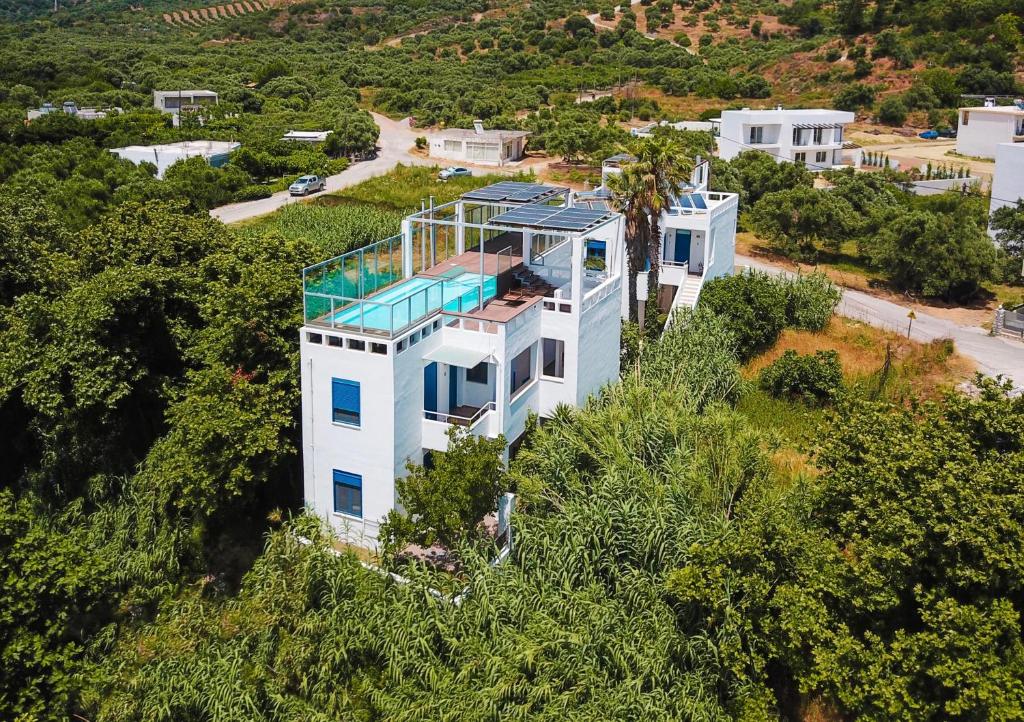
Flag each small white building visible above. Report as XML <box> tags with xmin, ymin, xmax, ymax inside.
<box><xmin>718</xmin><ymin>107</ymin><xmax>854</xmax><ymax>171</ymax></box>
<box><xmin>631</xmin><ymin>119</ymin><xmax>720</xmax><ymax>137</ymax></box>
<box><xmin>428</xmin><ymin>121</ymin><xmax>530</xmax><ymax>166</ymax></box>
<box><xmin>300</xmin><ymin>176</ymin><xmax>739</xmax><ymax>548</ymax></box>
<box><xmin>152</xmin><ymin>89</ymin><xmax>219</xmax><ymax>115</ymax></box>
<box><xmin>990</xmin><ymin>142</ymin><xmax>1024</xmax><ymax>230</ymax></box>
<box><xmin>110</xmin><ymin>140</ymin><xmax>240</xmax><ymax>179</ymax></box>
<box><xmin>27</xmin><ymin>101</ymin><xmax>113</xmax><ymax>121</ymax></box>
<box><xmin>282</xmin><ymin>130</ymin><xmax>332</xmax><ymax>143</ymax></box>
<box><xmin>956</xmin><ymin>103</ymin><xmax>1024</xmax><ymax>159</ymax></box>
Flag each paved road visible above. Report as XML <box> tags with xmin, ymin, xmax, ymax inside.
<box><xmin>738</xmin><ymin>254</ymin><xmax>1024</xmax><ymax>392</ymax></box>
<box><xmin>210</xmin><ymin>113</ymin><xmax>429</xmax><ymax>224</ymax></box>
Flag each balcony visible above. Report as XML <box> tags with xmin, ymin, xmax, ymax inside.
<box><xmin>422</xmin><ymin>402</ymin><xmax>496</xmax><ymax>450</ymax></box>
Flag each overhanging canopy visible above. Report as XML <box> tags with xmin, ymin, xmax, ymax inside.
<box><xmin>424</xmin><ymin>345</ymin><xmax>491</xmax><ymax>368</ymax></box>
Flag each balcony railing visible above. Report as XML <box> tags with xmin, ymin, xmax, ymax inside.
<box><xmin>424</xmin><ymin>401</ymin><xmax>495</xmax><ymax>428</ymax></box>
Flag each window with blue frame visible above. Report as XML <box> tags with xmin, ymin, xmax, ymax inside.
<box><xmin>333</xmin><ymin>470</ymin><xmax>362</xmax><ymax>517</ymax></box>
<box><xmin>332</xmin><ymin>378</ymin><xmax>360</xmax><ymax>426</ymax></box>
<box><xmin>584</xmin><ymin>239</ymin><xmax>606</xmax><ymax>271</ymax></box>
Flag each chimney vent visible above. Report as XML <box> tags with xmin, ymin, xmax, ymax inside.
<box><xmin>473</xmin><ymin>119</ymin><xmax>484</xmax><ymax>135</ymax></box>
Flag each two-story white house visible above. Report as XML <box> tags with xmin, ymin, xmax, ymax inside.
<box><xmin>957</xmin><ymin>103</ymin><xmax>1024</xmax><ymax>159</ymax></box>
<box><xmin>579</xmin><ymin>154</ymin><xmax>739</xmax><ymax>314</ymax></box>
<box><xmin>717</xmin><ymin>107</ymin><xmax>854</xmax><ymax>171</ymax></box>
<box><xmin>300</xmin><ymin>182</ymin><xmax>625</xmax><ymax>546</ymax></box>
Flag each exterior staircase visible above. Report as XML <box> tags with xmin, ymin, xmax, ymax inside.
<box><xmin>665</xmin><ymin>272</ymin><xmax>706</xmax><ymax>328</ymax></box>
<box><xmin>510</xmin><ymin>268</ymin><xmax>556</xmax><ymax>298</ymax></box>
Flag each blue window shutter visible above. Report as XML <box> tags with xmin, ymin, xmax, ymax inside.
<box><xmin>332</xmin><ymin>469</ymin><xmax>363</xmax><ymax>517</ymax></box>
<box><xmin>331</xmin><ymin>378</ymin><xmax>360</xmax><ymax>425</ymax></box>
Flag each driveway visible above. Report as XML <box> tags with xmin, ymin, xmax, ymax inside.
<box><xmin>738</xmin><ymin>254</ymin><xmax>1024</xmax><ymax>393</ymax></box>
<box><xmin>211</xmin><ymin>113</ymin><xmax>430</xmax><ymax>224</ymax></box>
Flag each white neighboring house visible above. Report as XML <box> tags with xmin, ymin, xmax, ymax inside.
<box><xmin>956</xmin><ymin>103</ymin><xmax>1024</xmax><ymax>159</ymax></box>
<box><xmin>110</xmin><ymin>140</ymin><xmax>240</xmax><ymax>179</ymax></box>
<box><xmin>27</xmin><ymin>101</ymin><xmax>114</xmax><ymax>121</ymax></box>
<box><xmin>989</xmin><ymin>142</ymin><xmax>1024</xmax><ymax>235</ymax></box>
<box><xmin>300</xmin><ymin>181</ymin><xmax>627</xmax><ymax>546</ymax></box>
<box><xmin>631</xmin><ymin>119</ymin><xmax>720</xmax><ymax>137</ymax></box>
<box><xmin>577</xmin><ymin>154</ymin><xmax>739</xmax><ymax>314</ymax></box>
<box><xmin>282</xmin><ymin>130</ymin><xmax>333</xmax><ymax>143</ymax></box>
<box><xmin>428</xmin><ymin>121</ymin><xmax>531</xmax><ymax>166</ymax></box>
<box><xmin>153</xmin><ymin>89</ymin><xmax>219</xmax><ymax>115</ymax></box>
<box><xmin>717</xmin><ymin>107</ymin><xmax>855</xmax><ymax>171</ymax></box>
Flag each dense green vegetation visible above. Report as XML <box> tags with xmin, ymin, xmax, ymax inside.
<box><xmin>2</xmin><ymin>0</ymin><xmax>1024</xmax><ymax>718</ymax></box>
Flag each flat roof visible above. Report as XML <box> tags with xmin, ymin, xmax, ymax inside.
<box><xmin>489</xmin><ymin>203</ymin><xmax>616</xmax><ymax>232</ymax></box>
<box><xmin>112</xmin><ymin>140</ymin><xmax>239</xmax><ymax>154</ymax></box>
<box><xmin>959</xmin><ymin>105</ymin><xmax>1024</xmax><ymax>114</ymax></box>
<box><xmin>153</xmin><ymin>89</ymin><xmax>218</xmax><ymax>97</ymax></box>
<box><xmin>461</xmin><ymin>181</ymin><xmax>565</xmax><ymax>204</ymax></box>
<box><xmin>432</xmin><ymin>127</ymin><xmax>531</xmax><ymax>140</ymax></box>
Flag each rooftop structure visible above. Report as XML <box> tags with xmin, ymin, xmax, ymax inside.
<box><xmin>956</xmin><ymin>103</ymin><xmax>1024</xmax><ymax>159</ymax></box>
<box><xmin>110</xmin><ymin>140</ymin><xmax>239</xmax><ymax>179</ymax></box>
<box><xmin>717</xmin><ymin>107</ymin><xmax>855</xmax><ymax>171</ymax></box>
<box><xmin>631</xmin><ymin>119</ymin><xmax>720</xmax><ymax>137</ymax></box>
<box><xmin>300</xmin><ymin>181</ymin><xmax>624</xmax><ymax>545</ymax></box>
<box><xmin>282</xmin><ymin>130</ymin><xmax>333</xmax><ymax>143</ymax></box>
<box><xmin>152</xmin><ymin>89</ymin><xmax>219</xmax><ymax>115</ymax></box>
<box><xmin>427</xmin><ymin>121</ymin><xmax>531</xmax><ymax>166</ymax></box>
<box><xmin>27</xmin><ymin>101</ymin><xmax>114</xmax><ymax>121</ymax></box>
<box><xmin>990</xmin><ymin>142</ymin><xmax>1024</xmax><ymax>237</ymax></box>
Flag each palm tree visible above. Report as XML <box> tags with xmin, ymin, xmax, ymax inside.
<box><xmin>608</xmin><ymin>136</ymin><xmax>694</xmax><ymax>325</ymax></box>
<box><xmin>607</xmin><ymin>164</ymin><xmax>651</xmax><ymax>323</ymax></box>
<box><xmin>629</xmin><ymin>136</ymin><xmax>694</xmax><ymax>299</ymax></box>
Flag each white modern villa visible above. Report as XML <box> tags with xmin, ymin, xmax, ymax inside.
<box><xmin>300</xmin><ymin>175</ymin><xmax>738</xmax><ymax>547</ymax></box>
<box><xmin>957</xmin><ymin>103</ymin><xmax>1024</xmax><ymax>159</ymax></box>
<box><xmin>152</xmin><ymin>89</ymin><xmax>219</xmax><ymax>115</ymax></box>
<box><xmin>717</xmin><ymin>107</ymin><xmax>855</xmax><ymax>170</ymax></box>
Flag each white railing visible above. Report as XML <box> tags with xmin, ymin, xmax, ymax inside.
<box><xmin>424</xmin><ymin>401</ymin><xmax>495</xmax><ymax>428</ymax></box>
<box><xmin>581</xmin><ymin>274</ymin><xmax>622</xmax><ymax>313</ymax></box>
<box><xmin>662</xmin><ymin>259</ymin><xmax>689</xmax><ymax>268</ymax></box>
<box><xmin>665</xmin><ymin>272</ymin><xmax>689</xmax><ymax>330</ymax></box>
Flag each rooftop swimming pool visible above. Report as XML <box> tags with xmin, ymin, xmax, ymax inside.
<box><xmin>326</xmin><ymin>272</ymin><xmax>498</xmax><ymax>334</ymax></box>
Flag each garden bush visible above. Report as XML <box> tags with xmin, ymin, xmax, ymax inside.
<box><xmin>698</xmin><ymin>271</ymin><xmax>789</xmax><ymax>360</ymax></box>
<box><xmin>759</xmin><ymin>349</ymin><xmax>843</xmax><ymax>404</ymax></box>
<box><xmin>782</xmin><ymin>272</ymin><xmax>841</xmax><ymax>331</ymax></box>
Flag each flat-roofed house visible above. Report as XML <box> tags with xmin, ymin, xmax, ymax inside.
<box><xmin>428</xmin><ymin>121</ymin><xmax>531</xmax><ymax>166</ymax></box>
<box><xmin>957</xmin><ymin>103</ymin><xmax>1024</xmax><ymax>159</ymax></box>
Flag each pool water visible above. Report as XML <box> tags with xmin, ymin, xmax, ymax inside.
<box><xmin>331</xmin><ymin>272</ymin><xmax>497</xmax><ymax>332</ymax></box>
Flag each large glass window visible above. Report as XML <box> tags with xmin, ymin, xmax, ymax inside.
<box><xmin>332</xmin><ymin>378</ymin><xmax>360</xmax><ymax>426</ymax></box>
<box><xmin>333</xmin><ymin>470</ymin><xmax>362</xmax><ymax>517</ymax></box>
<box><xmin>467</xmin><ymin>361</ymin><xmax>488</xmax><ymax>385</ymax></box>
<box><xmin>748</xmin><ymin>126</ymin><xmax>763</xmax><ymax>144</ymax></box>
<box><xmin>443</xmin><ymin>139</ymin><xmax>462</xmax><ymax>152</ymax></box>
<box><xmin>510</xmin><ymin>346</ymin><xmax>533</xmax><ymax>397</ymax></box>
<box><xmin>542</xmin><ymin>338</ymin><xmax>565</xmax><ymax>378</ymax></box>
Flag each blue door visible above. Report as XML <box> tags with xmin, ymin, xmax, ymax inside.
<box><xmin>449</xmin><ymin>368</ymin><xmax>458</xmax><ymax>410</ymax></box>
<box><xmin>674</xmin><ymin>230</ymin><xmax>691</xmax><ymax>264</ymax></box>
<box><xmin>424</xmin><ymin>362</ymin><xmax>437</xmax><ymax>416</ymax></box>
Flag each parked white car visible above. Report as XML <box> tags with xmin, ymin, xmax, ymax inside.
<box><xmin>289</xmin><ymin>175</ymin><xmax>326</xmax><ymax>196</ymax></box>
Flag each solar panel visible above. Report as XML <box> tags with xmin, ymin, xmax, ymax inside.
<box><xmin>462</xmin><ymin>181</ymin><xmax>565</xmax><ymax>203</ymax></box>
<box><xmin>489</xmin><ymin>204</ymin><xmax>614</xmax><ymax>231</ymax></box>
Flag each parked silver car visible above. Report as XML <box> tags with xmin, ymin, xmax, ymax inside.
<box><xmin>438</xmin><ymin>166</ymin><xmax>471</xmax><ymax>180</ymax></box>
<box><xmin>289</xmin><ymin>174</ymin><xmax>326</xmax><ymax>195</ymax></box>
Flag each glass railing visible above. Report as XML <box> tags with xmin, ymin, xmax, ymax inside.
<box><xmin>305</xmin><ymin>274</ymin><xmax>499</xmax><ymax>337</ymax></box>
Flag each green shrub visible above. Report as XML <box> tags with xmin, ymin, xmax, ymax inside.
<box><xmin>233</xmin><ymin>185</ymin><xmax>273</xmax><ymax>202</ymax></box>
<box><xmin>698</xmin><ymin>271</ymin><xmax>789</xmax><ymax>360</ymax></box>
<box><xmin>782</xmin><ymin>272</ymin><xmax>841</xmax><ymax>331</ymax></box>
<box><xmin>759</xmin><ymin>349</ymin><xmax>843</xmax><ymax>405</ymax></box>
<box><xmin>878</xmin><ymin>96</ymin><xmax>908</xmax><ymax>126</ymax></box>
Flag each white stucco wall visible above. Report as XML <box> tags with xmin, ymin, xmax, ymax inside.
<box><xmin>991</xmin><ymin>142</ymin><xmax>1024</xmax><ymax>218</ymax></box>
<box><xmin>957</xmin><ymin>110</ymin><xmax>1023</xmax><ymax>159</ymax></box>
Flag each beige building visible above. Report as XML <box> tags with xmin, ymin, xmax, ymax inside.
<box><xmin>428</xmin><ymin>121</ymin><xmax>530</xmax><ymax>166</ymax></box>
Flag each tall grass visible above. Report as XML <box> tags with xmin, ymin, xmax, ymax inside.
<box><xmin>326</xmin><ymin>164</ymin><xmax>536</xmax><ymax>213</ymax></box>
<box><xmin>264</xmin><ymin>202</ymin><xmax>404</xmax><ymax>258</ymax></box>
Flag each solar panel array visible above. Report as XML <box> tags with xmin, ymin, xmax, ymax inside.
<box><xmin>461</xmin><ymin>181</ymin><xmax>564</xmax><ymax>203</ymax></box>
<box><xmin>490</xmin><ymin>203</ymin><xmax>615</xmax><ymax>232</ymax></box>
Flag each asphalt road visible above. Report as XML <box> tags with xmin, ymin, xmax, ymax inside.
<box><xmin>738</xmin><ymin>254</ymin><xmax>1024</xmax><ymax>393</ymax></box>
<box><xmin>210</xmin><ymin>113</ymin><xmax>429</xmax><ymax>224</ymax></box>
